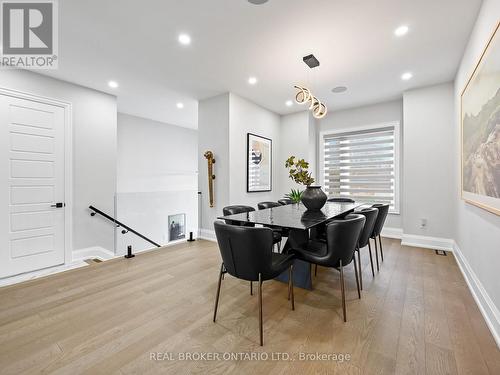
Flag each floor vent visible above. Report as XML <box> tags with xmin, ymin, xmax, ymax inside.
<box><xmin>435</xmin><ymin>250</ymin><xmax>447</xmax><ymax>256</ymax></box>
<box><xmin>84</xmin><ymin>258</ymin><xmax>103</xmax><ymax>265</ymax></box>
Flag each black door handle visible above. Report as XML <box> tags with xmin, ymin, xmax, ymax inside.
<box><xmin>51</xmin><ymin>202</ymin><xmax>65</xmax><ymax>208</ymax></box>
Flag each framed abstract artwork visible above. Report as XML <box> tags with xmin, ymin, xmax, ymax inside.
<box><xmin>247</xmin><ymin>133</ymin><xmax>272</xmax><ymax>192</ymax></box>
<box><xmin>461</xmin><ymin>22</ymin><xmax>500</xmax><ymax>215</ymax></box>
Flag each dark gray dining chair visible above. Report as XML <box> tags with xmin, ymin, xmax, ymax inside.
<box><xmin>223</xmin><ymin>205</ymin><xmax>282</xmax><ymax>247</ymax></box>
<box><xmin>222</xmin><ymin>204</ymin><xmax>282</xmax><ymax>293</ymax></box>
<box><xmin>257</xmin><ymin>202</ymin><xmax>286</xmax><ymax>249</ymax></box>
<box><xmin>291</xmin><ymin>214</ymin><xmax>365</xmax><ymax>322</ymax></box>
<box><xmin>354</xmin><ymin>207</ymin><xmax>378</xmax><ymax>289</ymax></box>
<box><xmin>371</xmin><ymin>203</ymin><xmax>389</xmax><ymax>271</ymax></box>
<box><xmin>213</xmin><ymin>221</ymin><xmax>295</xmax><ymax>346</ymax></box>
<box><xmin>257</xmin><ymin>201</ymin><xmax>281</xmax><ymax>210</ymax></box>
<box><xmin>327</xmin><ymin>197</ymin><xmax>355</xmax><ymax>203</ymax></box>
<box><xmin>222</xmin><ymin>205</ymin><xmax>255</xmax><ymax>226</ymax></box>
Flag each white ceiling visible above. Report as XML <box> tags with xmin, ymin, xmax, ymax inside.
<box><xmin>40</xmin><ymin>0</ymin><xmax>482</xmax><ymax>129</ymax></box>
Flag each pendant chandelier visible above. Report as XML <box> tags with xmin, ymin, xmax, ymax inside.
<box><xmin>294</xmin><ymin>85</ymin><xmax>327</xmax><ymax>119</ymax></box>
<box><xmin>294</xmin><ymin>54</ymin><xmax>328</xmax><ymax>119</ymax></box>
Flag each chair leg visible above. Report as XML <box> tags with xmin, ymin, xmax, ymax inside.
<box><xmin>258</xmin><ymin>273</ymin><xmax>263</xmax><ymax>346</ymax></box>
<box><xmin>213</xmin><ymin>263</ymin><xmax>224</xmax><ymax>323</ymax></box>
<box><xmin>373</xmin><ymin>238</ymin><xmax>380</xmax><ymax>272</ymax></box>
<box><xmin>368</xmin><ymin>241</ymin><xmax>375</xmax><ymax>277</ymax></box>
<box><xmin>288</xmin><ymin>265</ymin><xmax>295</xmax><ymax>311</ymax></box>
<box><xmin>379</xmin><ymin>235</ymin><xmax>384</xmax><ymax>262</ymax></box>
<box><xmin>309</xmin><ymin>263</ymin><xmax>313</xmax><ymax>289</ymax></box>
<box><xmin>250</xmin><ymin>281</ymin><xmax>253</xmax><ymax>296</ymax></box>
<box><xmin>353</xmin><ymin>255</ymin><xmax>361</xmax><ymax>299</ymax></box>
<box><xmin>357</xmin><ymin>247</ymin><xmax>363</xmax><ymax>290</ymax></box>
<box><xmin>315</xmin><ymin>264</ymin><xmax>318</xmax><ymax>277</ymax></box>
<box><xmin>339</xmin><ymin>260</ymin><xmax>346</xmax><ymax>322</ymax></box>
<box><xmin>278</xmin><ymin>241</ymin><xmax>281</xmax><ymax>253</ymax></box>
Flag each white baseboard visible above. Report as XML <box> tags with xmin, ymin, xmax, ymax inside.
<box><xmin>401</xmin><ymin>233</ymin><xmax>454</xmax><ymax>251</ymax></box>
<box><xmin>0</xmin><ymin>246</ymin><xmax>117</xmax><ymax>288</ymax></box>
<box><xmin>453</xmin><ymin>242</ymin><xmax>500</xmax><ymax>349</ymax></box>
<box><xmin>386</xmin><ymin>231</ymin><xmax>500</xmax><ymax>349</ymax></box>
<box><xmin>72</xmin><ymin>246</ymin><xmax>116</xmax><ymax>262</ymax></box>
<box><xmin>0</xmin><ymin>261</ymin><xmax>88</xmax><ymax>288</ymax></box>
<box><xmin>381</xmin><ymin>227</ymin><xmax>403</xmax><ymax>239</ymax></box>
<box><xmin>381</xmin><ymin>227</ymin><xmax>453</xmax><ymax>252</ymax></box>
<box><xmin>115</xmin><ymin>239</ymin><xmax>198</xmax><ymax>257</ymax></box>
<box><xmin>199</xmin><ymin>229</ymin><xmax>216</xmax><ymax>242</ymax></box>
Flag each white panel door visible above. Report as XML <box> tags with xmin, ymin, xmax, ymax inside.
<box><xmin>0</xmin><ymin>94</ymin><xmax>66</xmax><ymax>278</ymax></box>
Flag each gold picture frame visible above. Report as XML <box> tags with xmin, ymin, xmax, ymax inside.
<box><xmin>461</xmin><ymin>21</ymin><xmax>500</xmax><ymax>216</ymax></box>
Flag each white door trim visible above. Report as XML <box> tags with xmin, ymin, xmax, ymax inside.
<box><xmin>0</xmin><ymin>87</ymin><xmax>73</xmax><ymax>265</ymax></box>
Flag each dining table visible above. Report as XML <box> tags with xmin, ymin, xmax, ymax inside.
<box><xmin>217</xmin><ymin>201</ymin><xmax>367</xmax><ymax>289</ymax></box>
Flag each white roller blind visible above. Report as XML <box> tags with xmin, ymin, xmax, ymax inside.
<box><xmin>323</xmin><ymin>126</ymin><xmax>398</xmax><ymax>211</ymax></box>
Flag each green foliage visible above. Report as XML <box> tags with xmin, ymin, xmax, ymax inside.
<box><xmin>285</xmin><ymin>156</ymin><xmax>315</xmax><ymax>186</ymax></box>
<box><xmin>284</xmin><ymin>188</ymin><xmax>303</xmax><ymax>203</ymax></box>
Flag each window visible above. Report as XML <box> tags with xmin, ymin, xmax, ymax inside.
<box><xmin>321</xmin><ymin>123</ymin><xmax>400</xmax><ymax>213</ymax></box>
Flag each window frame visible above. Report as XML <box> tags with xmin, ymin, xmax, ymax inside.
<box><xmin>319</xmin><ymin>121</ymin><xmax>401</xmax><ymax>214</ymax></box>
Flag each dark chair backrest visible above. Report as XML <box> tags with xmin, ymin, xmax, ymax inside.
<box><xmin>222</xmin><ymin>205</ymin><xmax>255</xmax><ymax>227</ymax></box>
<box><xmin>278</xmin><ymin>198</ymin><xmax>293</xmax><ymax>205</ymax></box>
<box><xmin>355</xmin><ymin>207</ymin><xmax>378</xmax><ymax>248</ymax></box>
<box><xmin>323</xmin><ymin>214</ymin><xmax>365</xmax><ymax>267</ymax></box>
<box><xmin>257</xmin><ymin>201</ymin><xmax>281</xmax><ymax>210</ymax></box>
<box><xmin>327</xmin><ymin>197</ymin><xmax>355</xmax><ymax>203</ymax></box>
<box><xmin>214</xmin><ymin>221</ymin><xmax>274</xmax><ymax>281</ymax></box>
<box><xmin>371</xmin><ymin>204</ymin><xmax>389</xmax><ymax>237</ymax></box>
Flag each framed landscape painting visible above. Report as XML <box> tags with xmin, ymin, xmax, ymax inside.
<box><xmin>247</xmin><ymin>133</ymin><xmax>272</xmax><ymax>192</ymax></box>
<box><xmin>461</xmin><ymin>22</ymin><xmax>500</xmax><ymax>215</ymax></box>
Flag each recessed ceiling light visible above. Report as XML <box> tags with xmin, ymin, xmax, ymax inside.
<box><xmin>394</xmin><ymin>25</ymin><xmax>409</xmax><ymax>37</ymax></box>
<box><xmin>108</xmin><ymin>80</ymin><xmax>119</xmax><ymax>88</ymax></box>
<box><xmin>331</xmin><ymin>86</ymin><xmax>347</xmax><ymax>93</ymax></box>
<box><xmin>401</xmin><ymin>72</ymin><xmax>413</xmax><ymax>81</ymax></box>
<box><xmin>248</xmin><ymin>0</ymin><xmax>269</xmax><ymax>4</ymax></box>
<box><xmin>285</xmin><ymin>100</ymin><xmax>293</xmax><ymax>107</ymax></box>
<box><xmin>178</xmin><ymin>34</ymin><xmax>191</xmax><ymax>45</ymax></box>
<box><xmin>176</xmin><ymin>102</ymin><xmax>184</xmax><ymax>109</ymax></box>
<box><xmin>248</xmin><ymin>76</ymin><xmax>258</xmax><ymax>85</ymax></box>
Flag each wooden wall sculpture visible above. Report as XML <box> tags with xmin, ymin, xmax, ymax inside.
<box><xmin>204</xmin><ymin>151</ymin><xmax>216</xmax><ymax>207</ymax></box>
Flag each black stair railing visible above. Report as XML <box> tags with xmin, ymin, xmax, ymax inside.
<box><xmin>89</xmin><ymin>205</ymin><xmax>161</xmax><ymax>248</ymax></box>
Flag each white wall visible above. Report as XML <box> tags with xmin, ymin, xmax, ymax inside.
<box><xmin>198</xmin><ymin>94</ymin><xmax>230</xmax><ymax>234</ymax></box>
<box><xmin>117</xmin><ymin>113</ymin><xmax>197</xmax><ymax>193</ymax></box>
<box><xmin>308</xmin><ymin>115</ymin><xmax>319</xmax><ymax>181</ymax></box>
<box><xmin>317</xmin><ymin>99</ymin><xmax>404</xmax><ymax>229</ymax></box>
<box><xmin>318</xmin><ymin>99</ymin><xmax>403</xmax><ymax>132</ymax></box>
<box><xmin>198</xmin><ymin>93</ymin><xmax>283</xmax><ymax>234</ymax></box>
<box><xmin>279</xmin><ymin>111</ymin><xmax>319</xmax><ymax>195</ymax></box>
<box><xmin>279</xmin><ymin>111</ymin><xmax>310</xmax><ymax>193</ymax></box>
<box><xmin>229</xmin><ymin>93</ymin><xmax>281</xmax><ymax>206</ymax></box>
<box><xmin>453</xmin><ymin>0</ymin><xmax>500</xmax><ymax>340</ymax></box>
<box><xmin>116</xmin><ymin>113</ymin><xmax>198</xmax><ymax>253</ymax></box>
<box><xmin>403</xmin><ymin>83</ymin><xmax>455</xmax><ymax>238</ymax></box>
<box><xmin>0</xmin><ymin>70</ymin><xmax>117</xmax><ymax>255</ymax></box>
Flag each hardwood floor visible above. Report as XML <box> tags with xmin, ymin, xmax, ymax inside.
<box><xmin>1</xmin><ymin>238</ymin><xmax>499</xmax><ymax>374</ymax></box>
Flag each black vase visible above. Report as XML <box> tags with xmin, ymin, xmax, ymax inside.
<box><xmin>301</xmin><ymin>186</ymin><xmax>327</xmax><ymax>210</ymax></box>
